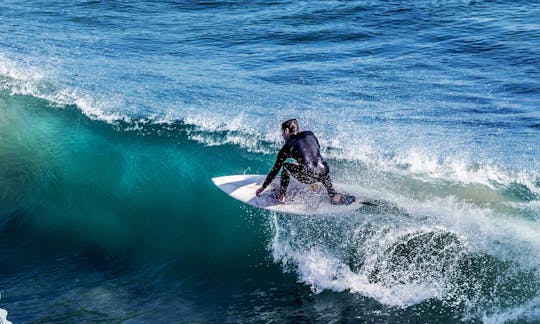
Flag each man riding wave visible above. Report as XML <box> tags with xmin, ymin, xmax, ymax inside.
<box><xmin>255</xmin><ymin>119</ymin><xmax>353</xmax><ymax>205</ymax></box>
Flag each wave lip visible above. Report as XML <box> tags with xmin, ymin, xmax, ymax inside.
<box><xmin>2</xmin><ymin>53</ymin><xmax>539</xmax><ymax>200</ymax></box>
<box><xmin>0</xmin><ymin>53</ymin><xmax>126</xmax><ymax>123</ymax></box>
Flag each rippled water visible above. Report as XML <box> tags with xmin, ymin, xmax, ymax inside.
<box><xmin>1</xmin><ymin>0</ymin><xmax>539</xmax><ymax>322</ymax></box>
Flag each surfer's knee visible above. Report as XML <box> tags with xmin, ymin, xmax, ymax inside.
<box><xmin>283</xmin><ymin>162</ymin><xmax>294</xmax><ymax>173</ymax></box>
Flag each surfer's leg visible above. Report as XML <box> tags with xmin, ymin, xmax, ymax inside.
<box><xmin>321</xmin><ymin>174</ymin><xmax>338</xmax><ymax>198</ymax></box>
<box><xmin>281</xmin><ymin>163</ymin><xmax>313</xmax><ymax>197</ymax></box>
<box><xmin>321</xmin><ymin>174</ymin><xmax>349</xmax><ymax>204</ymax></box>
<box><xmin>279</xmin><ymin>172</ymin><xmax>289</xmax><ymax>197</ymax></box>
<box><xmin>280</xmin><ymin>163</ymin><xmax>295</xmax><ymax>197</ymax></box>
<box><xmin>283</xmin><ymin>163</ymin><xmax>315</xmax><ymax>183</ymax></box>
<box><xmin>321</xmin><ymin>175</ymin><xmax>355</xmax><ymax>205</ymax></box>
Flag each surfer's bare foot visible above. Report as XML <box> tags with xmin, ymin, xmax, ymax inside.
<box><xmin>331</xmin><ymin>193</ymin><xmax>343</xmax><ymax>205</ymax></box>
<box><xmin>278</xmin><ymin>195</ymin><xmax>286</xmax><ymax>204</ymax></box>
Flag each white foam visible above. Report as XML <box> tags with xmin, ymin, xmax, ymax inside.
<box><xmin>269</xmin><ymin>185</ymin><xmax>540</xmax><ymax>318</ymax></box>
<box><xmin>184</xmin><ymin>113</ymin><xmax>539</xmax><ymax>199</ymax></box>
<box><xmin>482</xmin><ymin>296</ymin><xmax>540</xmax><ymax>324</ymax></box>
<box><xmin>351</xmin><ymin>147</ymin><xmax>538</xmax><ymax>201</ymax></box>
<box><xmin>0</xmin><ymin>53</ymin><xmax>127</xmax><ymax>123</ymax></box>
<box><xmin>180</xmin><ymin>110</ymin><xmax>287</xmax><ymax>154</ymax></box>
<box><xmin>0</xmin><ymin>307</ymin><xmax>12</xmax><ymax>324</ymax></box>
<box><xmin>183</xmin><ymin>113</ymin><xmax>248</xmax><ymax>133</ymax></box>
<box><xmin>287</xmin><ymin>247</ymin><xmax>441</xmax><ymax>306</ymax></box>
<box><xmin>270</xmin><ymin>215</ymin><xmax>463</xmax><ymax>307</ymax></box>
<box><xmin>350</xmin><ymin>146</ymin><xmax>536</xmax><ymax>193</ymax></box>
<box><xmin>397</xmin><ymin>195</ymin><xmax>540</xmax><ymax>268</ymax></box>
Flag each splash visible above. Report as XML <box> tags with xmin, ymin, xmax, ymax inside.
<box><xmin>0</xmin><ymin>307</ymin><xmax>12</xmax><ymax>324</ymax></box>
<box><xmin>268</xmin><ymin>186</ymin><xmax>540</xmax><ymax>320</ymax></box>
<box><xmin>0</xmin><ymin>53</ymin><xmax>126</xmax><ymax>123</ymax></box>
<box><xmin>270</xmin><ymin>213</ymin><xmax>467</xmax><ymax>307</ymax></box>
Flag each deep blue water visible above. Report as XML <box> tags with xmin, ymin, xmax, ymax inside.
<box><xmin>1</xmin><ymin>0</ymin><xmax>539</xmax><ymax>322</ymax></box>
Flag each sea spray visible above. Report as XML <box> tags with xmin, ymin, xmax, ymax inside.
<box><xmin>1</xmin><ymin>0</ymin><xmax>539</xmax><ymax>321</ymax></box>
<box><xmin>0</xmin><ymin>308</ymin><xmax>13</xmax><ymax>324</ymax></box>
<box><xmin>269</xmin><ymin>192</ymin><xmax>540</xmax><ymax>319</ymax></box>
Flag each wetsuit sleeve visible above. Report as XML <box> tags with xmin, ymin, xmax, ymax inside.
<box><xmin>261</xmin><ymin>146</ymin><xmax>288</xmax><ymax>189</ymax></box>
<box><xmin>314</xmin><ymin>134</ymin><xmax>321</xmax><ymax>149</ymax></box>
<box><xmin>306</xmin><ymin>131</ymin><xmax>321</xmax><ymax>149</ymax></box>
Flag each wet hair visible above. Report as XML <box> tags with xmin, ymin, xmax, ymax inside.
<box><xmin>281</xmin><ymin>119</ymin><xmax>299</xmax><ymax>134</ymax></box>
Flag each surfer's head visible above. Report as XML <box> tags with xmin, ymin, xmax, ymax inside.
<box><xmin>281</xmin><ymin>119</ymin><xmax>299</xmax><ymax>140</ymax></box>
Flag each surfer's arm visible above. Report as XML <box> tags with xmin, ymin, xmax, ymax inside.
<box><xmin>259</xmin><ymin>146</ymin><xmax>288</xmax><ymax>192</ymax></box>
<box><xmin>310</xmin><ymin>131</ymin><xmax>321</xmax><ymax>149</ymax></box>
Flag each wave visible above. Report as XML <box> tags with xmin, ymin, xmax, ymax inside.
<box><xmin>2</xmin><ymin>54</ymin><xmax>540</xmax><ymax>321</ymax></box>
<box><xmin>2</xmin><ymin>54</ymin><xmax>538</xmax><ymax>202</ymax></box>
<box><xmin>482</xmin><ymin>296</ymin><xmax>540</xmax><ymax>324</ymax></box>
<box><xmin>0</xmin><ymin>92</ymin><xmax>265</xmax><ymax>268</ymax></box>
<box><xmin>0</xmin><ymin>53</ymin><xmax>126</xmax><ymax>123</ymax></box>
<box><xmin>2</xmin><ymin>58</ymin><xmax>538</xmax><ymax>214</ymax></box>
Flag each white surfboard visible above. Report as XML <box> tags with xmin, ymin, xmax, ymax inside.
<box><xmin>212</xmin><ymin>174</ymin><xmax>363</xmax><ymax>215</ymax></box>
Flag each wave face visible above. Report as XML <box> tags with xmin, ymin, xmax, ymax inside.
<box><xmin>1</xmin><ymin>0</ymin><xmax>540</xmax><ymax>322</ymax></box>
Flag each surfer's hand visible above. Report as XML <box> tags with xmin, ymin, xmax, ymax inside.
<box><xmin>255</xmin><ymin>187</ymin><xmax>265</xmax><ymax>197</ymax></box>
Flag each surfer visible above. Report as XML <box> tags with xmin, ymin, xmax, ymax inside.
<box><xmin>255</xmin><ymin>119</ymin><xmax>351</xmax><ymax>205</ymax></box>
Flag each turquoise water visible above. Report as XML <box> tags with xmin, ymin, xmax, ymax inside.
<box><xmin>1</xmin><ymin>1</ymin><xmax>539</xmax><ymax>322</ymax></box>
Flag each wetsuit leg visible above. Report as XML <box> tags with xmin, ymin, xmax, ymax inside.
<box><xmin>279</xmin><ymin>163</ymin><xmax>292</xmax><ymax>197</ymax></box>
<box><xmin>281</xmin><ymin>163</ymin><xmax>316</xmax><ymax>196</ymax></box>
<box><xmin>320</xmin><ymin>174</ymin><xmax>338</xmax><ymax>198</ymax></box>
<box><xmin>281</xmin><ymin>163</ymin><xmax>338</xmax><ymax>199</ymax></box>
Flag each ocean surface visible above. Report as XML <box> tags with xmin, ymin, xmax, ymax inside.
<box><xmin>1</xmin><ymin>0</ymin><xmax>539</xmax><ymax>322</ymax></box>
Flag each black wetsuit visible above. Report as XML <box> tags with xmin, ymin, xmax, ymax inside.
<box><xmin>262</xmin><ymin>131</ymin><xmax>337</xmax><ymax>198</ymax></box>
